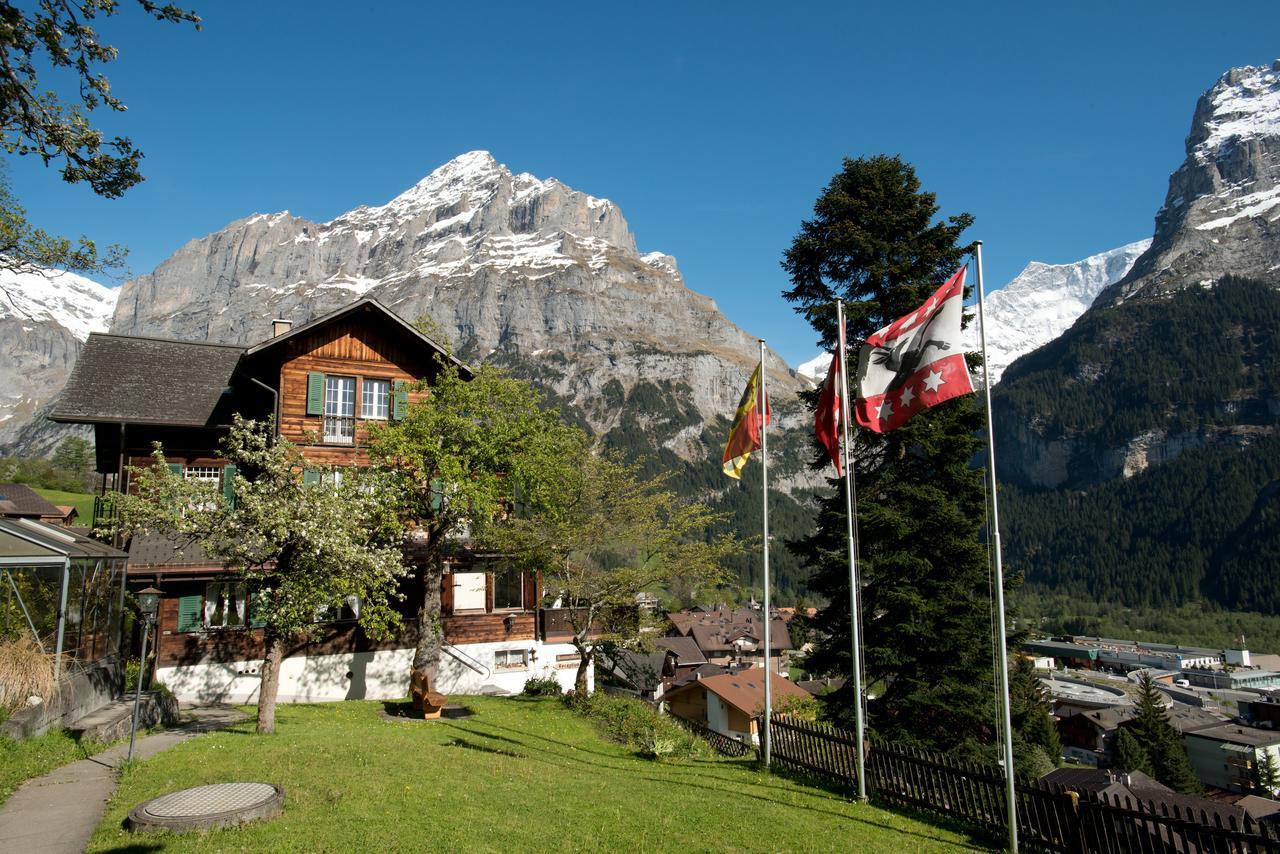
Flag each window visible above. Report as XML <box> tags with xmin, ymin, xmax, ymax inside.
<box><xmin>183</xmin><ymin>466</ymin><xmax>222</xmax><ymax>484</ymax></box>
<box><xmin>324</xmin><ymin>375</ymin><xmax>356</xmax><ymax>444</ymax></box>
<box><xmin>493</xmin><ymin>569</ymin><xmax>524</xmax><ymax>610</ymax></box>
<box><xmin>313</xmin><ymin>595</ymin><xmax>361</xmax><ymax>623</ymax></box>
<box><xmin>452</xmin><ymin>572</ymin><xmax>486</xmax><ymax>611</ymax></box>
<box><xmin>204</xmin><ymin>582</ymin><xmax>248</xmax><ymax>629</ymax></box>
<box><xmin>361</xmin><ymin>378</ymin><xmax>390</xmax><ymax>420</ymax></box>
<box><xmin>494</xmin><ymin>649</ymin><xmax>529</xmax><ymax>670</ymax></box>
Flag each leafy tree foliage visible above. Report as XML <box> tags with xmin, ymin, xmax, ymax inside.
<box><xmin>366</xmin><ymin>362</ymin><xmax>585</xmax><ymax>683</ymax></box>
<box><xmin>0</xmin><ymin>1</ymin><xmax>199</xmax><ymax>272</ymax></box>
<box><xmin>114</xmin><ymin>417</ymin><xmax>406</xmax><ymax>734</ymax></box>
<box><xmin>495</xmin><ymin>454</ymin><xmax>738</xmax><ymax>693</ymax></box>
<box><xmin>781</xmin><ymin>155</ymin><xmax>1000</xmax><ymax>753</ymax></box>
<box><xmin>1128</xmin><ymin>672</ymin><xmax>1201</xmax><ymax>794</ymax></box>
<box><xmin>0</xmin><ymin>451</ymin><xmax>90</xmax><ymax>492</ymax></box>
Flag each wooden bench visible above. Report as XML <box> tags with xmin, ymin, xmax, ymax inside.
<box><xmin>410</xmin><ymin>670</ymin><xmax>448</xmax><ymax>720</ymax></box>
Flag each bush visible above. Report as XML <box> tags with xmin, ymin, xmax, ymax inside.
<box><xmin>522</xmin><ymin>674</ymin><xmax>563</xmax><ymax>697</ymax></box>
<box><xmin>569</xmin><ymin>691</ymin><xmax>710</xmax><ymax>761</ymax></box>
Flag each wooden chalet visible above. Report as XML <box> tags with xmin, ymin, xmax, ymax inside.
<box><xmin>50</xmin><ymin>299</ymin><xmax>588</xmax><ymax>703</ymax></box>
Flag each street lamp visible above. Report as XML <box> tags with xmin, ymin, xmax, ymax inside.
<box><xmin>128</xmin><ymin>587</ymin><xmax>162</xmax><ymax>762</ymax></box>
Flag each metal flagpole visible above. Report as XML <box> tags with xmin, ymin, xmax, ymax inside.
<box><xmin>759</xmin><ymin>339</ymin><xmax>773</xmax><ymax>768</ymax></box>
<box><xmin>975</xmin><ymin>241</ymin><xmax>1019</xmax><ymax>853</ymax></box>
<box><xmin>835</xmin><ymin>300</ymin><xmax>869</xmax><ymax>802</ymax></box>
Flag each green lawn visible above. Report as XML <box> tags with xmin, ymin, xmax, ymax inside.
<box><xmin>1</xmin><ymin>728</ymin><xmax>105</xmax><ymax>805</ymax></box>
<box><xmin>29</xmin><ymin>487</ymin><xmax>95</xmax><ymax>522</ymax></box>
<box><xmin>89</xmin><ymin>697</ymin><xmax>989</xmax><ymax>853</ymax></box>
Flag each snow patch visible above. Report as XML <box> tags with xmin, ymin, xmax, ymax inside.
<box><xmin>0</xmin><ymin>265</ymin><xmax>118</xmax><ymax>340</ymax></box>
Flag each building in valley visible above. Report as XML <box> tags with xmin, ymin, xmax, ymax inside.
<box><xmin>50</xmin><ymin>299</ymin><xmax>588</xmax><ymax>703</ymax></box>
<box><xmin>663</xmin><ymin>667</ymin><xmax>810</xmax><ymax>745</ymax></box>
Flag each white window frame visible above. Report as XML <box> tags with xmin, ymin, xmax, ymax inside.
<box><xmin>324</xmin><ymin>375</ymin><xmax>356</xmax><ymax>444</ymax></box>
<box><xmin>361</xmin><ymin>377</ymin><xmax>390</xmax><ymax>420</ymax></box>
<box><xmin>494</xmin><ymin>649</ymin><xmax>529</xmax><ymax>670</ymax></box>
<box><xmin>183</xmin><ymin>466</ymin><xmax>222</xmax><ymax>484</ymax></box>
<box><xmin>204</xmin><ymin>582</ymin><xmax>248</xmax><ymax>630</ymax></box>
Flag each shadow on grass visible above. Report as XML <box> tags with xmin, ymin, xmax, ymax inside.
<box><xmin>443</xmin><ymin>716</ymin><xmax>990</xmax><ymax>850</ymax></box>
<box><xmin>94</xmin><ymin>845</ymin><xmax>164</xmax><ymax>853</ymax></box>
<box><xmin>444</xmin><ymin>737</ymin><xmax>527</xmax><ymax>759</ymax></box>
<box><xmin>380</xmin><ymin>701</ymin><xmax>475</xmax><ymax>721</ymax></box>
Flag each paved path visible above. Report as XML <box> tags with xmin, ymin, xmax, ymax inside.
<box><xmin>0</xmin><ymin>705</ymin><xmax>248</xmax><ymax>854</ymax></box>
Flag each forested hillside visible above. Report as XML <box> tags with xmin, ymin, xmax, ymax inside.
<box><xmin>998</xmin><ymin>277</ymin><xmax>1280</xmax><ymax>614</ymax></box>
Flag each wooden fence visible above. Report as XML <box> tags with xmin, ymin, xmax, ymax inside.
<box><xmin>672</xmin><ymin>715</ymin><xmax>755</xmax><ymax>757</ymax></box>
<box><xmin>751</xmin><ymin>714</ymin><xmax>1280</xmax><ymax>853</ymax></box>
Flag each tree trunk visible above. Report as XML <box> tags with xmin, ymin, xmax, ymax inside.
<box><xmin>257</xmin><ymin>628</ymin><xmax>285</xmax><ymax>735</ymax></box>
<box><xmin>412</xmin><ymin>559</ymin><xmax>444</xmax><ymax>680</ymax></box>
<box><xmin>573</xmin><ymin>635</ymin><xmax>591</xmax><ymax>696</ymax></box>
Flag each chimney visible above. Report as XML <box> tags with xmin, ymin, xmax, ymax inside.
<box><xmin>272</xmin><ymin>319</ymin><xmax>293</xmax><ymax>337</ymax></box>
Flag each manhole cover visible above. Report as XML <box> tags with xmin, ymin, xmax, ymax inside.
<box><xmin>128</xmin><ymin>782</ymin><xmax>284</xmax><ymax>833</ymax></box>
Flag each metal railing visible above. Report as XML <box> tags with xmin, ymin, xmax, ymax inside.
<box><xmin>322</xmin><ymin>415</ymin><xmax>355</xmax><ymax>445</ymax></box>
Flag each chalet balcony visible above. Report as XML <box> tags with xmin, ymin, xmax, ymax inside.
<box><xmin>323</xmin><ymin>415</ymin><xmax>355</xmax><ymax>445</ymax></box>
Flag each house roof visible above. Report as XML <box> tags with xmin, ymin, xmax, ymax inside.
<box><xmin>669</xmin><ymin>607</ymin><xmax>794</xmax><ymax>655</ymax></box>
<box><xmin>126</xmin><ymin>532</ymin><xmax>219</xmax><ymax>569</ymax></box>
<box><xmin>1067</xmin><ymin>704</ymin><xmax>1226</xmax><ymax>735</ymax></box>
<box><xmin>0</xmin><ymin>484</ymin><xmax>63</xmax><ymax>518</ymax></box>
<box><xmin>1041</xmin><ymin>767</ymin><xmax>1172</xmax><ymax>794</ymax></box>
<box><xmin>1186</xmin><ymin>722</ymin><xmax>1280</xmax><ymax>748</ymax></box>
<box><xmin>49</xmin><ymin>334</ymin><xmax>247</xmax><ymax>427</ymax></box>
<box><xmin>0</xmin><ymin>518</ymin><xmax>127</xmax><ymax>563</ymax></box>
<box><xmin>653</xmin><ymin>636</ymin><xmax>707</xmax><ymax>666</ymax></box>
<box><xmin>666</xmin><ymin>668</ymin><xmax>810</xmax><ymax>717</ymax></box>
<box><xmin>244</xmin><ymin>298</ymin><xmax>473</xmax><ymax>378</ymax></box>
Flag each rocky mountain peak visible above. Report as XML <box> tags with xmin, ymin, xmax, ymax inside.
<box><xmin>1098</xmin><ymin>62</ymin><xmax>1280</xmax><ymax>305</ymax></box>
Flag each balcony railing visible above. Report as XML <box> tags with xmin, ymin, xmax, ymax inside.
<box><xmin>323</xmin><ymin>415</ymin><xmax>355</xmax><ymax>445</ymax></box>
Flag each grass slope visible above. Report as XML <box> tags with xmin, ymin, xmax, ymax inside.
<box><xmin>89</xmin><ymin>697</ymin><xmax>985</xmax><ymax>853</ymax></box>
<box><xmin>28</xmin><ymin>487</ymin><xmax>94</xmax><ymax>521</ymax></box>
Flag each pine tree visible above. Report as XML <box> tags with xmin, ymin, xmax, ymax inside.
<box><xmin>1252</xmin><ymin>751</ymin><xmax>1280</xmax><ymax>796</ymax></box>
<box><xmin>1114</xmin><ymin>727</ymin><xmax>1154</xmax><ymax>776</ymax></box>
<box><xmin>1009</xmin><ymin>657</ymin><xmax>1062</xmax><ymax>771</ymax></box>
<box><xmin>782</xmin><ymin>155</ymin><xmax>995</xmax><ymax>752</ymax></box>
<box><xmin>1130</xmin><ymin>672</ymin><xmax>1202</xmax><ymax>794</ymax></box>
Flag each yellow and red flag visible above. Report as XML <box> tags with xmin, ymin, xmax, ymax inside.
<box><xmin>722</xmin><ymin>364</ymin><xmax>771</xmax><ymax>479</ymax></box>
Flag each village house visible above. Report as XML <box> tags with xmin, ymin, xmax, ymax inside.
<box><xmin>0</xmin><ymin>484</ymin><xmax>74</xmax><ymax>526</ymax></box>
<box><xmin>667</xmin><ymin>606</ymin><xmax>793</xmax><ymax>673</ymax></box>
<box><xmin>663</xmin><ymin>667</ymin><xmax>809</xmax><ymax>744</ymax></box>
<box><xmin>49</xmin><ymin>298</ymin><xmax>588</xmax><ymax>703</ymax></box>
<box><xmin>1183</xmin><ymin>723</ymin><xmax>1280</xmax><ymax>795</ymax></box>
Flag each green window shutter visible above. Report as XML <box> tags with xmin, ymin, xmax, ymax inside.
<box><xmin>176</xmin><ymin>594</ymin><xmax>203</xmax><ymax>633</ymax></box>
<box><xmin>222</xmin><ymin>464</ymin><xmax>237</xmax><ymax>507</ymax></box>
<box><xmin>430</xmin><ymin>476</ymin><xmax>445</xmax><ymax>512</ymax></box>
<box><xmin>306</xmin><ymin>372</ymin><xmax>326</xmax><ymax>416</ymax></box>
<box><xmin>392</xmin><ymin>380</ymin><xmax>408</xmax><ymax>420</ymax></box>
<box><xmin>249</xmin><ymin>589</ymin><xmax>268</xmax><ymax>628</ymax></box>
<box><xmin>303</xmin><ymin>467</ymin><xmax>322</xmax><ymax>486</ymax></box>
<box><xmin>167</xmin><ymin>463</ymin><xmax>183</xmax><ymax>476</ymax></box>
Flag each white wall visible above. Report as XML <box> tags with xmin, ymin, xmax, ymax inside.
<box><xmin>156</xmin><ymin>640</ymin><xmax>590</xmax><ymax>704</ymax></box>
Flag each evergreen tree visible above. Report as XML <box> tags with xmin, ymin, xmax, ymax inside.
<box><xmin>782</xmin><ymin>154</ymin><xmax>996</xmax><ymax>752</ymax></box>
<box><xmin>1252</xmin><ymin>751</ymin><xmax>1280</xmax><ymax>797</ymax></box>
<box><xmin>1113</xmin><ymin>727</ymin><xmax>1154</xmax><ymax>776</ymax></box>
<box><xmin>1009</xmin><ymin>657</ymin><xmax>1062</xmax><ymax>772</ymax></box>
<box><xmin>1130</xmin><ymin>672</ymin><xmax>1202</xmax><ymax>794</ymax></box>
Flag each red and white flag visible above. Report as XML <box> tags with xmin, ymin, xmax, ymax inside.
<box><xmin>854</xmin><ymin>267</ymin><xmax>974</xmax><ymax>433</ymax></box>
<box><xmin>814</xmin><ymin>351</ymin><xmax>844</xmax><ymax>475</ymax></box>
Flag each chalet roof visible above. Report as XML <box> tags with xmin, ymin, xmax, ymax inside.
<box><xmin>244</xmin><ymin>298</ymin><xmax>473</xmax><ymax>378</ymax></box>
<box><xmin>127</xmin><ymin>532</ymin><xmax>218</xmax><ymax>569</ymax></box>
<box><xmin>1041</xmin><ymin>768</ymin><xmax>1172</xmax><ymax>794</ymax></box>
<box><xmin>49</xmin><ymin>334</ymin><xmax>246</xmax><ymax>427</ymax></box>
<box><xmin>0</xmin><ymin>484</ymin><xmax>61</xmax><ymax>518</ymax></box>
<box><xmin>653</xmin><ymin>636</ymin><xmax>707</xmax><ymax>666</ymax></box>
<box><xmin>665</xmin><ymin>667</ymin><xmax>810</xmax><ymax>717</ymax></box>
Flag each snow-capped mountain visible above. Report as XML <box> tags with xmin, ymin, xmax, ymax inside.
<box><xmin>1098</xmin><ymin>61</ymin><xmax>1280</xmax><ymax>305</ymax></box>
<box><xmin>794</xmin><ymin>240</ymin><xmax>1149</xmax><ymax>388</ymax></box>
<box><xmin>0</xmin><ymin>266</ymin><xmax>117</xmax><ymax>450</ymax></box>
<box><xmin>962</xmin><ymin>240</ymin><xmax>1150</xmax><ymax>384</ymax></box>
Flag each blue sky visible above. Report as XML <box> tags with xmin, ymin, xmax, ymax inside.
<box><xmin>12</xmin><ymin>1</ymin><xmax>1280</xmax><ymax>365</ymax></box>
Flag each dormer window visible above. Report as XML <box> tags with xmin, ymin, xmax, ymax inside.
<box><xmin>361</xmin><ymin>378</ymin><xmax>390</xmax><ymax>420</ymax></box>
